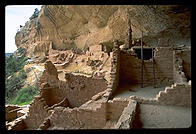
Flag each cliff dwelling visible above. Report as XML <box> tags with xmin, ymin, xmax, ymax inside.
<box><xmin>5</xmin><ymin>5</ymin><xmax>191</xmax><ymax>130</ymax></box>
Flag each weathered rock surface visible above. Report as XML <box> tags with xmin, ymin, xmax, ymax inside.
<box><xmin>15</xmin><ymin>5</ymin><xmax>191</xmax><ymax>57</ymax></box>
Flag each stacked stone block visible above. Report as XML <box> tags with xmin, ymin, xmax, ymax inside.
<box><xmin>22</xmin><ymin>96</ymin><xmax>51</xmax><ymax>130</ymax></box>
<box><xmin>47</xmin><ymin>98</ymin><xmax>130</xmax><ymax>129</ymax></box>
<box><xmin>130</xmin><ymin>82</ymin><xmax>191</xmax><ymax>107</ymax></box>
<box><xmin>129</xmin><ymin>96</ymin><xmax>158</xmax><ymax>105</ymax></box>
<box><xmin>105</xmin><ymin>98</ymin><xmax>129</xmax><ymax>122</ymax></box>
<box><xmin>119</xmin><ymin>47</ymin><xmax>174</xmax><ymax>87</ymax></box>
<box><xmin>103</xmin><ymin>40</ymin><xmax>120</xmax><ymax>100</ymax></box>
<box><xmin>5</xmin><ymin>105</ymin><xmax>22</xmax><ymax>122</ymax></box>
<box><xmin>156</xmin><ymin>82</ymin><xmax>191</xmax><ymax>107</ymax></box>
<box><xmin>114</xmin><ymin>100</ymin><xmax>137</xmax><ymax>129</ymax></box>
<box><xmin>173</xmin><ymin>50</ymin><xmax>189</xmax><ymax>84</ymax></box>
<box><xmin>48</xmin><ymin>101</ymin><xmax>106</xmax><ymax>129</ymax></box>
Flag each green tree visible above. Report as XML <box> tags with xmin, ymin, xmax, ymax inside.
<box><xmin>5</xmin><ymin>47</ymin><xmax>40</xmax><ymax>105</ymax></box>
<box><xmin>29</xmin><ymin>8</ymin><xmax>40</xmax><ymax>20</ymax></box>
<box><xmin>11</xmin><ymin>85</ymin><xmax>39</xmax><ymax>105</ymax></box>
<box><xmin>5</xmin><ymin>48</ymin><xmax>28</xmax><ymax>104</ymax></box>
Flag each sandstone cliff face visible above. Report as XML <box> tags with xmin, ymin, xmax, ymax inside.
<box><xmin>15</xmin><ymin>5</ymin><xmax>191</xmax><ymax>57</ymax></box>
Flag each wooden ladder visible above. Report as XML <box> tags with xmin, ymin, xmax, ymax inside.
<box><xmin>140</xmin><ymin>31</ymin><xmax>156</xmax><ymax>88</ymax></box>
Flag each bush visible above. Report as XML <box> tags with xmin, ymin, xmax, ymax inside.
<box><xmin>11</xmin><ymin>86</ymin><xmax>39</xmax><ymax>105</ymax></box>
<box><xmin>29</xmin><ymin>8</ymin><xmax>39</xmax><ymax>20</ymax></box>
<box><xmin>5</xmin><ymin>47</ymin><xmax>28</xmax><ymax>78</ymax></box>
<box><xmin>5</xmin><ymin>70</ymin><xmax>27</xmax><ymax>102</ymax></box>
<box><xmin>6</xmin><ymin>47</ymin><xmax>40</xmax><ymax>105</ymax></box>
<box><xmin>5</xmin><ymin>47</ymin><xmax>28</xmax><ymax>104</ymax></box>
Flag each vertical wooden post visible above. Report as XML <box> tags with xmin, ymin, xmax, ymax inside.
<box><xmin>141</xmin><ymin>31</ymin><xmax>143</xmax><ymax>88</ymax></box>
<box><xmin>152</xmin><ymin>48</ymin><xmax>155</xmax><ymax>88</ymax></box>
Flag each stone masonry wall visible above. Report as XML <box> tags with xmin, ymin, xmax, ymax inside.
<box><xmin>23</xmin><ymin>96</ymin><xmax>50</xmax><ymax>129</ymax></box>
<box><xmin>181</xmin><ymin>50</ymin><xmax>191</xmax><ymax>80</ymax></box>
<box><xmin>130</xmin><ymin>82</ymin><xmax>191</xmax><ymax>107</ymax></box>
<box><xmin>5</xmin><ymin>105</ymin><xmax>21</xmax><ymax>122</ymax></box>
<box><xmin>114</xmin><ymin>100</ymin><xmax>137</xmax><ymax>129</ymax></box>
<box><xmin>39</xmin><ymin>60</ymin><xmax>107</xmax><ymax>108</ymax></box>
<box><xmin>173</xmin><ymin>48</ymin><xmax>191</xmax><ymax>84</ymax></box>
<box><xmin>48</xmin><ymin>101</ymin><xmax>106</xmax><ymax>129</ymax></box>
<box><xmin>156</xmin><ymin>82</ymin><xmax>191</xmax><ymax>107</ymax></box>
<box><xmin>174</xmin><ymin>49</ymin><xmax>191</xmax><ymax>82</ymax></box>
<box><xmin>55</xmin><ymin>73</ymin><xmax>108</xmax><ymax>107</ymax></box>
<box><xmin>154</xmin><ymin>47</ymin><xmax>174</xmax><ymax>86</ymax></box>
<box><xmin>106</xmin><ymin>98</ymin><xmax>129</xmax><ymax>121</ymax></box>
<box><xmin>48</xmin><ymin>98</ymin><xmax>129</xmax><ymax>129</ymax></box>
<box><xmin>155</xmin><ymin>49</ymin><xmax>191</xmax><ymax>107</ymax></box>
<box><xmin>103</xmin><ymin>40</ymin><xmax>120</xmax><ymax>100</ymax></box>
<box><xmin>119</xmin><ymin>47</ymin><xmax>174</xmax><ymax>87</ymax></box>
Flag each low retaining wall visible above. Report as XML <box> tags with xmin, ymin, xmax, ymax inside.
<box><xmin>156</xmin><ymin>82</ymin><xmax>191</xmax><ymax>107</ymax></box>
<box><xmin>47</xmin><ymin>98</ymin><xmax>130</xmax><ymax>129</ymax></box>
<box><xmin>6</xmin><ymin>105</ymin><xmax>22</xmax><ymax>122</ymax></box>
<box><xmin>130</xmin><ymin>82</ymin><xmax>191</xmax><ymax>107</ymax></box>
<box><xmin>23</xmin><ymin>96</ymin><xmax>50</xmax><ymax>129</ymax></box>
<box><xmin>114</xmin><ymin>100</ymin><xmax>137</xmax><ymax>129</ymax></box>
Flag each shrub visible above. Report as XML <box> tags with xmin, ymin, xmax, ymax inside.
<box><xmin>11</xmin><ymin>86</ymin><xmax>39</xmax><ymax>105</ymax></box>
<box><xmin>5</xmin><ymin>70</ymin><xmax>27</xmax><ymax>102</ymax></box>
<box><xmin>29</xmin><ymin>8</ymin><xmax>39</xmax><ymax>20</ymax></box>
<box><xmin>5</xmin><ymin>47</ymin><xmax>27</xmax><ymax>78</ymax></box>
<box><xmin>5</xmin><ymin>48</ymin><xmax>28</xmax><ymax>104</ymax></box>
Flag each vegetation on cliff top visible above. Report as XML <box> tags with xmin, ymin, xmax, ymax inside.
<box><xmin>29</xmin><ymin>8</ymin><xmax>39</xmax><ymax>20</ymax></box>
<box><xmin>5</xmin><ymin>47</ymin><xmax>39</xmax><ymax>105</ymax></box>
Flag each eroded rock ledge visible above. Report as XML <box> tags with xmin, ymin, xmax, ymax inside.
<box><xmin>15</xmin><ymin>5</ymin><xmax>191</xmax><ymax>58</ymax></box>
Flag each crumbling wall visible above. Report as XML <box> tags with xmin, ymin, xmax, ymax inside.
<box><xmin>181</xmin><ymin>50</ymin><xmax>191</xmax><ymax>80</ymax></box>
<box><xmin>86</xmin><ymin>44</ymin><xmax>109</xmax><ymax>61</ymax></box>
<box><xmin>115</xmin><ymin>100</ymin><xmax>137</xmax><ymax>129</ymax></box>
<box><xmin>5</xmin><ymin>105</ymin><xmax>22</xmax><ymax>122</ymax></box>
<box><xmin>106</xmin><ymin>98</ymin><xmax>129</xmax><ymax>121</ymax></box>
<box><xmin>48</xmin><ymin>49</ymin><xmax>76</xmax><ymax>64</ymax></box>
<box><xmin>23</xmin><ymin>96</ymin><xmax>50</xmax><ymax>129</ymax></box>
<box><xmin>154</xmin><ymin>47</ymin><xmax>174</xmax><ymax>86</ymax></box>
<box><xmin>119</xmin><ymin>51</ymin><xmax>140</xmax><ymax>84</ymax></box>
<box><xmin>48</xmin><ymin>101</ymin><xmax>106</xmax><ymax>129</ymax></box>
<box><xmin>38</xmin><ymin>60</ymin><xmax>60</xmax><ymax>106</ymax></box>
<box><xmin>173</xmin><ymin>48</ymin><xmax>190</xmax><ymax>84</ymax></box>
<box><xmin>55</xmin><ymin>73</ymin><xmax>108</xmax><ymax>107</ymax></box>
<box><xmin>119</xmin><ymin>47</ymin><xmax>174</xmax><ymax>87</ymax></box>
<box><xmin>48</xmin><ymin>97</ymin><xmax>130</xmax><ymax>129</ymax></box>
<box><xmin>104</xmin><ymin>41</ymin><xmax>120</xmax><ymax>99</ymax></box>
<box><xmin>130</xmin><ymin>81</ymin><xmax>191</xmax><ymax>107</ymax></box>
<box><xmin>38</xmin><ymin>60</ymin><xmax>59</xmax><ymax>88</ymax></box>
<box><xmin>156</xmin><ymin>83</ymin><xmax>191</xmax><ymax>107</ymax></box>
<box><xmin>39</xmin><ymin>60</ymin><xmax>107</xmax><ymax>107</ymax></box>
<box><xmin>152</xmin><ymin>48</ymin><xmax>191</xmax><ymax>107</ymax></box>
<box><xmin>174</xmin><ymin>49</ymin><xmax>191</xmax><ymax>82</ymax></box>
<box><xmin>39</xmin><ymin>83</ymin><xmax>59</xmax><ymax>106</ymax></box>
<box><xmin>6</xmin><ymin>116</ymin><xmax>27</xmax><ymax>130</ymax></box>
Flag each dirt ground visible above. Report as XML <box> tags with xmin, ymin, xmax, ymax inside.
<box><xmin>114</xmin><ymin>84</ymin><xmax>165</xmax><ymax>99</ymax></box>
<box><xmin>113</xmin><ymin>84</ymin><xmax>191</xmax><ymax>128</ymax></box>
<box><xmin>139</xmin><ymin>104</ymin><xmax>192</xmax><ymax>128</ymax></box>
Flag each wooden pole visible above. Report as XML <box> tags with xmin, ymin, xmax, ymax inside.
<box><xmin>141</xmin><ymin>31</ymin><xmax>143</xmax><ymax>88</ymax></box>
<box><xmin>152</xmin><ymin>48</ymin><xmax>155</xmax><ymax>88</ymax></box>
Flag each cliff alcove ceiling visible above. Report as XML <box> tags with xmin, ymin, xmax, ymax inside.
<box><xmin>15</xmin><ymin>5</ymin><xmax>191</xmax><ymax>58</ymax></box>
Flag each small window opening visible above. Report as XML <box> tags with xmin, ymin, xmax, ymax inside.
<box><xmin>133</xmin><ymin>48</ymin><xmax>153</xmax><ymax>60</ymax></box>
